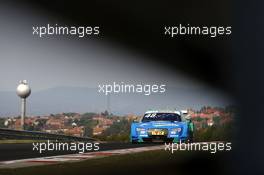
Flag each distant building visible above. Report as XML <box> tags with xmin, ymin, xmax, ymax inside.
<box><xmin>64</xmin><ymin>126</ymin><xmax>84</xmax><ymax>137</ymax></box>
<box><xmin>207</xmin><ymin>118</ymin><xmax>214</xmax><ymax>126</ymax></box>
<box><xmin>93</xmin><ymin>127</ymin><xmax>104</xmax><ymax>135</ymax></box>
<box><xmin>46</xmin><ymin>118</ymin><xmax>65</xmax><ymax>130</ymax></box>
<box><xmin>13</xmin><ymin>118</ymin><xmax>35</xmax><ymax>130</ymax></box>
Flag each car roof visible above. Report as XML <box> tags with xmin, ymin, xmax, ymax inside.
<box><xmin>145</xmin><ymin>110</ymin><xmax>181</xmax><ymax>115</ymax></box>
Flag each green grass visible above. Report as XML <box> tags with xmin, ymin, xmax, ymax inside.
<box><xmin>0</xmin><ymin>140</ymin><xmax>46</xmax><ymax>144</ymax></box>
<box><xmin>0</xmin><ymin>149</ymin><xmax>231</xmax><ymax>175</ymax></box>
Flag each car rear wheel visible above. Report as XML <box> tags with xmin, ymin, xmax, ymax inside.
<box><xmin>131</xmin><ymin>140</ymin><xmax>138</xmax><ymax>144</ymax></box>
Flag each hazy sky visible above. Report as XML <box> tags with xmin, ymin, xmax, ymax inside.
<box><xmin>0</xmin><ymin>3</ymin><xmax>232</xmax><ymax>115</ymax></box>
<box><xmin>0</xmin><ymin>3</ymin><xmax>203</xmax><ymax>92</ymax></box>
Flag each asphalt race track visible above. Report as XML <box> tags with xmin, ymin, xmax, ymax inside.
<box><xmin>0</xmin><ymin>142</ymin><xmax>158</xmax><ymax>161</ymax></box>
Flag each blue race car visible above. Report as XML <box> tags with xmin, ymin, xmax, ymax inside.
<box><xmin>130</xmin><ymin>110</ymin><xmax>193</xmax><ymax>143</ymax></box>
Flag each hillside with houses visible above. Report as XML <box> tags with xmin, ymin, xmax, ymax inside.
<box><xmin>0</xmin><ymin>106</ymin><xmax>236</xmax><ymax>141</ymax></box>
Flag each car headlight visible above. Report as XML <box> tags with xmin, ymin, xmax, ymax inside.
<box><xmin>171</xmin><ymin>128</ymin><xmax>181</xmax><ymax>134</ymax></box>
<box><xmin>136</xmin><ymin>128</ymin><xmax>146</xmax><ymax>132</ymax></box>
<box><xmin>136</xmin><ymin>128</ymin><xmax>146</xmax><ymax>135</ymax></box>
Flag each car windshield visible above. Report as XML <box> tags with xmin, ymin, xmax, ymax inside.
<box><xmin>142</xmin><ymin>113</ymin><xmax>181</xmax><ymax>122</ymax></box>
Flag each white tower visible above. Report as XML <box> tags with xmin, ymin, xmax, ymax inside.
<box><xmin>16</xmin><ymin>80</ymin><xmax>31</xmax><ymax>130</ymax></box>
